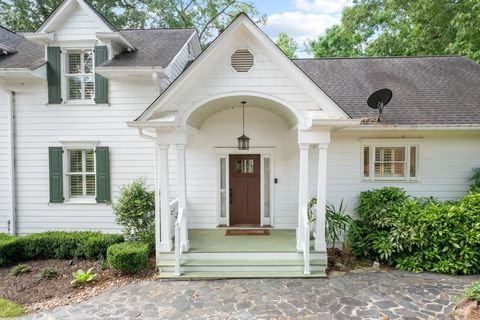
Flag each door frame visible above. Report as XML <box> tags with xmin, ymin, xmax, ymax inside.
<box><xmin>215</xmin><ymin>147</ymin><xmax>274</xmax><ymax>227</ymax></box>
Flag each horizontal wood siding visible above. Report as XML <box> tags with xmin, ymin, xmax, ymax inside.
<box><xmin>0</xmin><ymin>91</ymin><xmax>10</xmax><ymax>232</ymax></box>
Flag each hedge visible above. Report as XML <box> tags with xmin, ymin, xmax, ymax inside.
<box><xmin>0</xmin><ymin>232</ymin><xmax>124</xmax><ymax>267</ymax></box>
<box><xmin>107</xmin><ymin>242</ymin><xmax>149</xmax><ymax>274</ymax></box>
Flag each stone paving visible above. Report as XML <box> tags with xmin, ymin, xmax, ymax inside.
<box><xmin>24</xmin><ymin>270</ymin><xmax>479</xmax><ymax>320</ymax></box>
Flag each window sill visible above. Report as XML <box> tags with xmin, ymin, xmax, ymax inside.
<box><xmin>63</xmin><ymin>198</ymin><xmax>98</xmax><ymax>205</ymax></box>
<box><xmin>361</xmin><ymin>178</ymin><xmax>420</xmax><ymax>183</ymax></box>
<box><xmin>45</xmin><ymin>103</ymin><xmax>110</xmax><ymax>108</ymax></box>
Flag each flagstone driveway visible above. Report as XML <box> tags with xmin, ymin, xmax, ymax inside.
<box><xmin>24</xmin><ymin>270</ymin><xmax>479</xmax><ymax>319</ymax></box>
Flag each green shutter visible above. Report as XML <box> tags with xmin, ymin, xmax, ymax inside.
<box><xmin>94</xmin><ymin>46</ymin><xmax>109</xmax><ymax>104</ymax></box>
<box><xmin>49</xmin><ymin>147</ymin><xmax>64</xmax><ymax>203</ymax></box>
<box><xmin>47</xmin><ymin>47</ymin><xmax>62</xmax><ymax>104</ymax></box>
<box><xmin>95</xmin><ymin>146</ymin><xmax>110</xmax><ymax>203</ymax></box>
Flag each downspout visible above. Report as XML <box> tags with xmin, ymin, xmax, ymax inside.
<box><xmin>1</xmin><ymin>85</ymin><xmax>16</xmax><ymax>235</ymax></box>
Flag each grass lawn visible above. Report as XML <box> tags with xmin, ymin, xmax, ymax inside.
<box><xmin>0</xmin><ymin>298</ymin><xmax>24</xmax><ymax>318</ymax></box>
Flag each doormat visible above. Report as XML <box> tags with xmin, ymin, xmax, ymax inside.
<box><xmin>225</xmin><ymin>229</ymin><xmax>270</xmax><ymax>236</ymax></box>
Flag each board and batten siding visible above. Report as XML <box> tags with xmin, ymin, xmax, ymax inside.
<box><xmin>10</xmin><ymin>79</ymin><xmax>159</xmax><ymax>234</ymax></box>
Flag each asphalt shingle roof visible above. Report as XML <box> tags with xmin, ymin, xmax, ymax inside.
<box><xmin>100</xmin><ymin>29</ymin><xmax>195</xmax><ymax>68</ymax></box>
<box><xmin>0</xmin><ymin>26</ymin><xmax>45</xmax><ymax>70</ymax></box>
<box><xmin>294</xmin><ymin>56</ymin><xmax>480</xmax><ymax>125</ymax></box>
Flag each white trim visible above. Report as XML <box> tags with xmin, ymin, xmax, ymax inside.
<box><xmin>343</xmin><ymin>124</ymin><xmax>480</xmax><ymax>131</ymax></box>
<box><xmin>228</xmin><ymin>46</ymin><xmax>256</xmax><ymax>74</ymax></box>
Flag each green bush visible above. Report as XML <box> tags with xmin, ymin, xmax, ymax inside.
<box><xmin>349</xmin><ymin>188</ymin><xmax>480</xmax><ymax>275</ymax></box>
<box><xmin>0</xmin><ymin>232</ymin><xmax>123</xmax><ymax>267</ymax></box>
<box><xmin>112</xmin><ymin>178</ymin><xmax>155</xmax><ymax>250</ymax></box>
<box><xmin>470</xmin><ymin>168</ymin><xmax>480</xmax><ymax>192</ymax></box>
<box><xmin>464</xmin><ymin>281</ymin><xmax>480</xmax><ymax>302</ymax></box>
<box><xmin>107</xmin><ymin>242</ymin><xmax>149</xmax><ymax>274</ymax></box>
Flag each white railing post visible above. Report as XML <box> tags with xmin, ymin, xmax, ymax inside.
<box><xmin>174</xmin><ymin>207</ymin><xmax>185</xmax><ymax>276</ymax></box>
<box><xmin>302</xmin><ymin>206</ymin><xmax>311</xmax><ymax>275</ymax></box>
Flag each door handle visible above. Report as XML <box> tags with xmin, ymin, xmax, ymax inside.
<box><xmin>229</xmin><ymin>188</ymin><xmax>233</xmax><ymax>204</ymax></box>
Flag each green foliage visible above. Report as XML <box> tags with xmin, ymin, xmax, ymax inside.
<box><xmin>326</xmin><ymin>200</ymin><xmax>353</xmax><ymax>248</ymax></box>
<box><xmin>10</xmin><ymin>263</ymin><xmax>30</xmax><ymax>276</ymax></box>
<box><xmin>0</xmin><ymin>0</ymin><xmax>265</xmax><ymax>45</ymax></box>
<box><xmin>71</xmin><ymin>267</ymin><xmax>96</xmax><ymax>287</ymax></box>
<box><xmin>0</xmin><ymin>232</ymin><xmax>123</xmax><ymax>267</ymax></box>
<box><xmin>0</xmin><ymin>298</ymin><xmax>24</xmax><ymax>318</ymax></box>
<box><xmin>107</xmin><ymin>242</ymin><xmax>149</xmax><ymax>274</ymax></box>
<box><xmin>349</xmin><ymin>187</ymin><xmax>480</xmax><ymax>274</ymax></box>
<box><xmin>469</xmin><ymin>168</ymin><xmax>480</xmax><ymax>192</ymax></box>
<box><xmin>307</xmin><ymin>0</ymin><xmax>480</xmax><ymax>63</ymax></box>
<box><xmin>464</xmin><ymin>281</ymin><xmax>480</xmax><ymax>302</ymax></box>
<box><xmin>113</xmin><ymin>178</ymin><xmax>155</xmax><ymax>250</ymax></box>
<box><xmin>276</xmin><ymin>32</ymin><xmax>297</xmax><ymax>58</ymax></box>
<box><xmin>38</xmin><ymin>267</ymin><xmax>58</xmax><ymax>279</ymax></box>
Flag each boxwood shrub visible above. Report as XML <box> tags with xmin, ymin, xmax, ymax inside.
<box><xmin>349</xmin><ymin>187</ymin><xmax>480</xmax><ymax>275</ymax></box>
<box><xmin>107</xmin><ymin>242</ymin><xmax>149</xmax><ymax>274</ymax></box>
<box><xmin>0</xmin><ymin>232</ymin><xmax>123</xmax><ymax>267</ymax></box>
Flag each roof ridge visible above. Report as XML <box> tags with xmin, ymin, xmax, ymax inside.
<box><xmin>120</xmin><ymin>28</ymin><xmax>196</xmax><ymax>31</ymax></box>
<box><xmin>293</xmin><ymin>55</ymin><xmax>465</xmax><ymax>61</ymax></box>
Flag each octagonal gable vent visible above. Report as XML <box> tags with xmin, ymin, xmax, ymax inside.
<box><xmin>231</xmin><ymin>49</ymin><xmax>254</xmax><ymax>72</ymax></box>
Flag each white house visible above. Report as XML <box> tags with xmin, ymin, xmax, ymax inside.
<box><xmin>1</xmin><ymin>0</ymin><xmax>480</xmax><ymax>278</ymax></box>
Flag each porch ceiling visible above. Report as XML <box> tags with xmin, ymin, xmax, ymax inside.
<box><xmin>186</xmin><ymin>95</ymin><xmax>301</xmax><ymax>129</ymax></box>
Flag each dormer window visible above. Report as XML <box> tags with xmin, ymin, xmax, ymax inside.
<box><xmin>65</xmin><ymin>49</ymin><xmax>95</xmax><ymax>101</ymax></box>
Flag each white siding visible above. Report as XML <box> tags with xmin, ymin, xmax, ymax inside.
<box><xmin>0</xmin><ymin>90</ymin><xmax>10</xmax><ymax>232</ymax></box>
<box><xmin>12</xmin><ymin>79</ymin><xmax>158</xmax><ymax>234</ymax></box>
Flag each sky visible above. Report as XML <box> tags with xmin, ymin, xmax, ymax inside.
<box><xmin>256</xmin><ymin>0</ymin><xmax>352</xmax><ymax>57</ymax></box>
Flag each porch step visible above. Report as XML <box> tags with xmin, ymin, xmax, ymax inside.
<box><xmin>157</xmin><ymin>251</ymin><xmax>326</xmax><ymax>260</ymax></box>
<box><xmin>159</xmin><ymin>271</ymin><xmax>327</xmax><ymax>280</ymax></box>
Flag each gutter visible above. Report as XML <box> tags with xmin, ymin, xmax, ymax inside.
<box><xmin>340</xmin><ymin>123</ymin><xmax>480</xmax><ymax>131</ymax></box>
<box><xmin>0</xmin><ymin>85</ymin><xmax>16</xmax><ymax>235</ymax></box>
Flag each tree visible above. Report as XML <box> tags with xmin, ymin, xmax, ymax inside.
<box><xmin>0</xmin><ymin>0</ymin><xmax>266</xmax><ymax>45</ymax></box>
<box><xmin>275</xmin><ymin>32</ymin><xmax>297</xmax><ymax>58</ymax></box>
<box><xmin>306</xmin><ymin>0</ymin><xmax>480</xmax><ymax>63</ymax></box>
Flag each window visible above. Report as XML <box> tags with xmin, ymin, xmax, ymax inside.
<box><xmin>363</xmin><ymin>143</ymin><xmax>418</xmax><ymax>181</ymax></box>
<box><xmin>235</xmin><ymin>159</ymin><xmax>254</xmax><ymax>173</ymax></box>
<box><xmin>66</xmin><ymin>149</ymin><xmax>95</xmax><ymax>197</ymax></box>
<box><xmin>65</xmin><ymin>49</ymin><xmax>94</xmax><ymax>101</ymax></box>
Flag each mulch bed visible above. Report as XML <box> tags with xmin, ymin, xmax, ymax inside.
<box><xmin>0</xmin><ymin>257</ymin><xmax>158</xmax><ymax>314</ymax></box>
<box><xmin>326</xmin><ymin>247</ymin><xmax>388</xmax><ymax>273</ymax></box>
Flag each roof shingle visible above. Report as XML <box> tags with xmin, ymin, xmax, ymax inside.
<box><xmin>0</xmin><ymin>26</ymin><xmax>45</xmax><ymax>70</ymax></box>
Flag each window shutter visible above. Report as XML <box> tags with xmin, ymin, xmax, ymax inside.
<box><xmin>47</xmin><ymin>47</ymin><xmax>62</xmax><ymax>104</ymax></box>
<box><xmin>49</xmin><ymin>147</ymin><xmax>64</xmax><ymax>203</ymax></box>
<box><xmin>94</xmin><ymin>46</ymin><xmax>109</xmax><ymax>104</ymax></box>
<box><xmin>95</xmin><ymin>146</ymin><xmax>110</xmax><ymax>203</ymax></box>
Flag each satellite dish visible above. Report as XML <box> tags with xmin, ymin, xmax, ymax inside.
<box><xmin>367</xmin><ymin>88</ymin><xmax>392</xmax><ymax>122</ymax></box>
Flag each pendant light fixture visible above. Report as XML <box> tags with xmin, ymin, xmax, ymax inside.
<box><xmin>237</xmin><ymin>101</ymin><xmax>250</xmax><ymax>150</ymax></box>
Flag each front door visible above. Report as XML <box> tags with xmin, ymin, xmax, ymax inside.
<box><xmin>229</xmin><ymin>154</ymin><xmax>261</xmax><ymax>225</ymax></box>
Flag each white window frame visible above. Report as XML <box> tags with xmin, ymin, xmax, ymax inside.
<box><xmin>60</xmin><ymin>141</ymin><xmax>98</xmax><ymax>204</ymax></box>
<box><xmin>61</xmin><ymin>47</ymin><xmax>95</xmax><ymax>104</ymax></box>
<box><xmin>361</xmin><ymin>139</ymin><xmax>420</xmax><ymax>182</ymax></box>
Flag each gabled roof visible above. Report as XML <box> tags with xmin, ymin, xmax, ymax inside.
<box><xmin>0</xmin><ymin>26</ymin><xmax>45</xmax><ymax>70</ymax></box>
<box><xmin>100</xmin><ymin>29</ymin><xmax>196</xmax><ymax>68</ymax></box>
<box><xmin>294</xmin><ymin>56</ymin><xmax>480</xmax><ymax>125</ymax></box>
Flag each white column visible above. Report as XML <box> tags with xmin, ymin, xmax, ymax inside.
<box><xmin>156</xmin><ymin>143</ymin><xmax>172</xmax><ymax>252</ymax></box>
<box><xmin>315</xmin><ymin>144</ymin><xmax>328</xmax><ymax>252</ymax></box>
<box><xmin>297</xmin><ymin>143</ymin><xmax>310</xmax><ymax>251</ymax></box>
<box><xmin>176</xmin><ymin>144</ymin><xmax>189</xmax><ymax>251</ymax></box>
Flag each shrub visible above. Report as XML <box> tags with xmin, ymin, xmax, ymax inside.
<box><xmin>0</xmin><ymin>232</ymin><xmax>123</xmax><ymax>267</ymax></box>
<box><xmin>71</xmin><ymin>267</ymin><xmax>96</xmax><ymax>287</ymax></box>
<box><xmin>470</xmin><ymin>168</ymin><xmax>480</xmax><ymax>192</ymax></box>
<box><xmin>326</xmin><ymin>199</ymin><xmax>353</xmax><ymax>248</ymax></box>
<box><xmin>0</xmin><ymin>298</ymin><xmax>24</xmax><ymax>318</ymax></box>
<box><xmin>464</xmin><ymin>281</ymin><xmax>480</xmax><ymax>302</ymax></box>
<box><xmin>112</xmin><ymin>178</ymin><xmax>155</xmax><ymax>250</ymax></box>
<box><xmin>10</xmin><ymin>264</ymin><xmax>31</xmax><ymax>276</ymax></box>
<box><xmin>107</xmin><ymin>242</ymin><xmax>149</xmax><ymax>274</ymax></box>
<box><xmin>349</xmin><ymin>187</ymin><xmax>480</xmax><ymax>274</ymax></box>
<box><xmin>38</xmin><ymin>267</ymin><xmax>59</xmax><ymax>279</ymax></box>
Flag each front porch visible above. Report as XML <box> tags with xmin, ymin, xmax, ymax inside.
<box><xmin>157</xmin><ymin>229</ymin><xmax>327</xmax><ymax>279</ymax></box>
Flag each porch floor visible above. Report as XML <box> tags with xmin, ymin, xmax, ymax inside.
<box><xmin>187</xmin><ymin>229</ymin><xmax>299</xmax><ymax>252</ymax></box>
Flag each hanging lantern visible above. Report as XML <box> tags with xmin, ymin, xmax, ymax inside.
<box><xmin>237</xmin><ymin>101</ymin><xmax>250</xmax><ymax>150</ymax></box>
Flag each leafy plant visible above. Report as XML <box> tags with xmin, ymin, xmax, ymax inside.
<box><xmin>113</xmin><ymin>178</ymin><xmax>155</xmax><ymax>250</ymax></box>
<box><xmin>107</xmin><ymin>242</ymin><xmax>149</xmax><ymax>274</ymax></box>
<box><xmin>99</xmin><ymin>258</ymin><xmax>109</xmax><ymax>270</ymax></box>
<box><xmin>10</xmin><ymin>264</ymin><xmax>30</xmax><ymax>276</ymax></box>
<box><xmin>464</xmin><ymin>281</ymin><xmax>480</xmax><ymax>302</ymax></box>
<box><xmin>470</xmin><ymin>168</ymin><xmax>480</xmax><ymax>192</ymax></box>
<box><xmin>38</xmin><ymin>267</ymin><xmax>58</xmax><ymax>279</ymax></box>
<box><xmin>0</xmin><ymin>298</ymin><xmax>24</xmax><ymax>318</ymax></box>
<box><xmin>71</xmin><ymin>268</ymin><xmax>96</xmax><ymax>287</ymax></box>
<box><xmin>307</xmin><ymin>197</ymin><xmax>317</xmax><ymax>223</ymax></box>
<box><xmin>326</xmin><ymin>200</ymin><xmax>353</xmax><ymax>248</ymax></box>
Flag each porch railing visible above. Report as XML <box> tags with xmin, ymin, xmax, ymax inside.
<box><xmin>169</xmin><ymin>198</ymin><xmax>179</xmax><ymax>239</ymax></box>
<box><xmin>174</xmin><ymin>207</ymin><xmax>186</xmax><ymax>276</ymax></box>
<box><xmin>302</xmin><ymin>206</ymin><xmax>311</xmax><ymax>275</ymax></box>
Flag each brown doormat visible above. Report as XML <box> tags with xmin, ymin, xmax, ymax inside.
<box><xmin>225</xmin><ymin>229</ymin><xmax>270</xmax><ymax>236</ymax></box>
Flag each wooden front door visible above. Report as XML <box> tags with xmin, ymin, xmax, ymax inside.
<box><xmin>229</xmin><ymin>154</ymin><xmax>261</xmax><ymax>226</ymax></box>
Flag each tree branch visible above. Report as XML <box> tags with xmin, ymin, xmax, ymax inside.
<box><xmin>198</xmin><ymin>0</ymin><xmax>236</xmax><ymax>41</ymax></box>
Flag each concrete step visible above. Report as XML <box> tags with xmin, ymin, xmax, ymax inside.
<box><xmin>158</xmin><ymin>270</ymin><xmax>327</xmax><ymax>280</ymax></box>
<box><xmin>157</xmin><ymin>251</ymin><xmax>327</xmax><ymax>261</ymax></box>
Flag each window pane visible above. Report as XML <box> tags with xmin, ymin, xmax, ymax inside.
<box><xmin>220</xmin><ymin>158</ymin><xmax>226</xmax><ymax>218</ymax></box>
<box><xmin>84</xmin><ymin>76</ymin><xmax>94</xmax><ymax>100</ymax></box>
<box><xmin>264</xmin><ymin>158</ymin><xmax>270</xmax><ymax>218</ymax></box>
<box><xmin>393</xmin><ymin>163</ymin><xmax>405</xmax><ymax>176</ymax></box>
<box><xmin>69</xmin><ymin>150</ymin><xmax>83</xmax><ymax>172</ymax></box>
<box><xmin>246</xmin><ymin>159</ymin><xmax>254</xmax><ymax>173</ymax></box>
<box><xmin>363</xmin><ymin>147</ymin><xmax>370</xmax><ymax>177</ymax></box>
<box><xmin>68</xmin><ymin>76</ymin><xmax>82</xmax><ymax>100</ymax></box>
<box><xmin>83</xmin><ymin>51</ymin><xmax>93</xmax><ymax>73</ymax></box>
<box><xmin>86</xmin><ymin>175</ymin><xmax>95</xmax><ymax>196</ymax></box>
<box><xmin>410</xmin><ymin>146</ymin><xmax>417</xmax><ymax>177</ymax></box>
<box><xmin>70</xmin><ymin>175</ymin><xmax>83</xmax><ymax>196</ymax></box>
<box><xmin>85</xmin><ymin>150</ymin><xmax>94</xmax><ymax>172</ymax></box>
<box><xmin>68</xmin><ymin>53</ymin><xmax>81</xmax><ymax>74</ymax></box>
<box><xmin>393</xmin><ymin>147</ymin><xmax>405</xmax><ymax>161</ymax></box>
